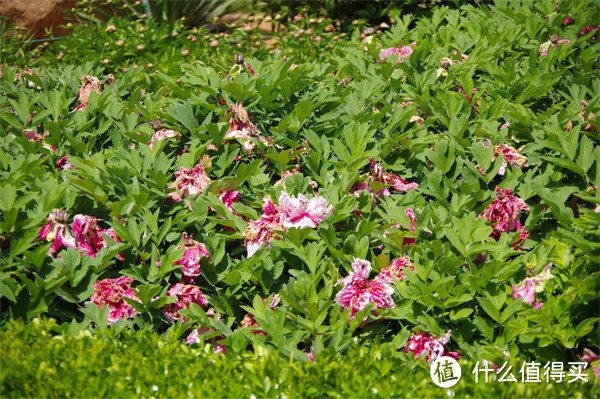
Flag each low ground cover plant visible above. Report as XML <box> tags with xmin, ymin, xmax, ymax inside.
<box><xmin>1</xmin><ymin>0</ymin><xmax>599</xmax><ymax>396</ymax></box>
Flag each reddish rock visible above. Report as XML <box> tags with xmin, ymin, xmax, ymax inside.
<box><xmin>0</xmin><ymin>0</ymin><xmax>76</xmax><ymax>40</ymax></box>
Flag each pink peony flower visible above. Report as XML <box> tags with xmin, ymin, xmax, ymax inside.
<box><xmin>334</xmin><ymin>258</ymin><xmax>395</xmax><ymax>321</ymax></box>
<box><xmin>137</xmin><ymin>44</ymin><xmax>144</xmax><ymax>51</ymax></box>
<box><xmin>209</xmin><ymin>40</ymin><xmax>219</xmax><ymax>47</ymax></box>
<box><xmin>38</xmin><ymin>209</ymin><xmax>77</xmax><ymax>255</ymax></box>
<box><xmin>72</xmin><ymin>214</ymin><xmax>105</xmax><ymax>257</ymax></box>
<box><xmin>243</xmin><ymin>196</ymin><xmax>285</xmax><ymax>258</ymax></box>
<box><xmin>379</xmin><ymin>45</ymin><xmax>414</xmax><ymax>62</ymax></box>
<box><xmin>116</xmin><ymin>39</ymin><xmax>124</xmax><ymax>46</ymax></box>
<box><xmin>374</xmin><ymin>256</ymin><xmax>415</xmax><ymax>284</ymax></box>
<box><xmin>168</xmin><ymin>157</ymin><xmax>212</xmax><ymax>202</ymax></box>
<box><xmin>511</xmin><ymin>279</ymin><xmax>536</xmax><ymax>304</ymax></box>
<box><xmin>90</xmin><ymin>276</ymin><xmax>140</xmax><ymax>324</ymax></box>
<box><xmin>173</xmin><ymin>233</ymin><xmax>211</xmax><ymax>282</ymax></box>
<box><xmin>105</xmin><ymin>25</ymin><xmax>116</xmax><ymax>32</ymax></box>
<box><xmin>278</xmin><ymin>192</ymin><xmax>332</xmax><ymax>229</ymax></box>
<box><xmin>218</xmin><ymin>190</ymin><xmax>240</xmax><ymax>214</ymax></box>
<box><xmin>294</xmin><ymin>14</ymin><xmax>303</xmax><ymax>21</ymax></box>
<box><xmin>404</xmin><ymin>330</ymin><xmax>457</xmax><ymax>363</ymax></box>
<box><xmin>478</xmin><ymin>186</ymin><xmax>529</xmax><ymax>232</ymax></box>
<box><xmin>161</xmin><ymin>283</ymin><xmax>208</xmax><ymax>322</ymax></box>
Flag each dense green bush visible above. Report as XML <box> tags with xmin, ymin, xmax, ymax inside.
<box><xmin>1</xmin><ymin>0</ymin><xmax>599</xmax><ymax>395</ymax></box>
<box><xmin>1</xmin><ymin>317</ymin><xmax>595</xmax><ymax>398</ymax></box>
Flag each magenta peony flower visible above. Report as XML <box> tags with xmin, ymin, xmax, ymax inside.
<box><xmin>578</xmin><ymin>25</ymin><xmax>600</xmax><ymax>38</ymax></box>
<box><xmin>161</xmin><ymin>283</ymin><xmax>208</xmax><ymax>322</ymax></box>
<box><xmin>478</xmin><ymin>186</ymin><xmax>529</xmax><ymax>232</ymax></box>
<box><xmin>243</xmin><ymin>196</ymin><xmax>285</xmax><ymax>258</ymax></box>
<box><xmin>38</xmin><ymin>209</ymin><xmax>77</xmax><ymax>255</ymax></box>
<box><xmin>278</xmin><ymin>192</ymin><xmax>332</xmax><ymax>229</ymax></box>
<box><xmin>218</xmin><ymin>190</ymin><xmax>240</xmax><ymax>214</ymax></box>
<box><xmin>374</xmin><ymin>256</ymin><xmax>415</xmax><ymax>284</ymax></box>
<box><xmin>72</xmin><ymin>214</ymin><xmax>105</xmax><ymax>257</ymax></box>
<box><xmin>173</xmin><ymin>233</ymin><xmax>211</xmax><ymax>282</ymax></box>
<box><xmin>334</xmin><ymin>258</ymin><xmax>395</xmax><ymax>321</ymax></box>
<box><xmin>90</xmin><ymin>276</ymin><xmax>140</xmax><ymax>324</ymax></box>
<box><xmin>404</xmin><ymin>330</ymin><xmax>457</xmax><ymax>363</ymax></box>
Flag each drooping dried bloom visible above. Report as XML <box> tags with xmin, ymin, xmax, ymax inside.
<box><xmin>334</xmin><ymin>258</ymin><xmax>395</xmax><ymax>321</ymax></box>
<box><xmin>14</xmin><ymin>67</ymin><xmax>42</xmax><ymax>89</ymax></box>
<box><xmin>478</xmin><ymin>187</ymin><xmax>529</xmax><ymax>232</ymax></box>
<box><xmin>278</xmin><ymin>192</ymin><xmax>332</xmax><ymax>229</ymax></box>
<box><xmin>404</xmin><ymin>330</ymin><xmax>458</xmax><ymax>363</ymax></box>
<box><xmin>273</xmin><ymin>165</ymin><xmax>318</xmax><ymax>189</ymax></box>
<box><xmin>539</xmin><ymin>36</ymin><xmax>570</xmax><ymax>56</ymax></box>
<box><xmin>72</xmin><ymin>214</ymin><xmax>105</xmax><ymax>257</ymax></box>
<box><xmin>227</xmin><ymin>102</ymin><xmax>255</xmax><ymax>133</ymax></box>
<box><xmin>382</xmin><ymin>208</ymin><xmax>418</xmax><ymax>247</ymax></box>
<box><xmin>161</xmin><ymin>283</ymin><xmax>208</xmax><ymax>322</ymax></box>
<box><xmin>579</xmin><ymin>349</ymin><xmax>600</xmax><ymax>378</ymax></box>
<box><xmin>147</xmin><ymin>129</ymin><xmax>180</xmax><ymax>149</ymax></box>
<box><xmin>23</xmin><ymin>129</ymin><xmax>56</xmax><ymax>152</ymax></box>
<box><xmin>493</xmin><ymin>144</ymin><xmax>528</xmax><ymax>175</ymax></box>
<box><xmin>173</xmin><ymin>233</ymin><xmax>211</xmax><ymax>282</ymax></box>
<box><xmin>350</xmin><ymin>158</ymin><xmax>418</xmax><ymax>198</ymax></box>
<box><xmin>74</xmin><ymin>75</ymin><xmax>102</xmax><ymax>111</ymax></box>
<box><xmin>38</xmin><ymin>209</ymin><xmax>77</xmax><ymax>255</ymax></box>
<box><xmin>240</xmin><ymin>294</ymin><xmax>281</xmax><ymax>335</ymax></box>
<box><xmin>56</xmin><ymin>155</ymin><xmax>76</xmax><ymax>171</ymax></box>
<box><xmin>512</xmin><ymin>263</ymin><xmax>554</xmax><ymax>307</ymax></box>
<box><xmin>374</xmin><ymin>256</ymin><xmax>415</xmax><ymax>284</ymax></box>
<box><xmin>90</xmin><ymin>276</ymin><xmax>140</xmax><ymax>325</ymax></box>
<box><xmin>168</xmin><ymin>157</ymin><xmax>212</xmax><ymax>203</ymax></box>
<box><xmin>243</xmin><ymin>196</ymin><xmax>285</xmax><ymax>258</ymax></box>
<box><xmin>185</xmin><ymin>308</ymin><xmax>226</xmax><ymax>353</ymax></box>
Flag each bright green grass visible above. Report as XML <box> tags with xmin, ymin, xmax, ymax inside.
<box><xmin>1</xmin><ymin>318</ymin><xmax>596</xmax><ymax>398</ymax></box>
